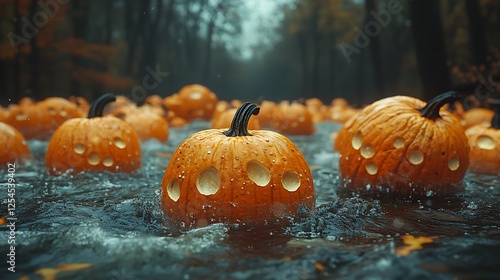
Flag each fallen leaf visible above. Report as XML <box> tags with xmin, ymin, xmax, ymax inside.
<box><xmin>35</xmin><ymin>263</ymin><xmax>92</xmax><ymax>280</ymax></box>
<box><xmin>395</xmin><ymin>235</ymin><xmax>437</xmax><ymax>256</ymax></box>
<box><xmin>0</xmin><ymin>215</ymin><xmax>7</xmax><ymax>225</ymax></box>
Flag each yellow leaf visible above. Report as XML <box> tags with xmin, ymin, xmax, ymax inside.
<box><xmin>0</xmin><ymin>215</ymin><xmax>7</xmax><ymax>225</ymax></box>
<box><xmin>35</xmin><ymin>263</ymin><xmax>92</xmax><ymax>280</ymax></box>
<box><xmin>395</xmin><ymin>235</ymin><xmax>437</xmax><ymax>256</ymax></box>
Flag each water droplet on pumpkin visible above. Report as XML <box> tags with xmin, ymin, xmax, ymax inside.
<box><xmin>393</xmin><ymin>137</ymin><xmax>405</xmax><ymax>148</ymax></box>
<box><xmin>291</xmin><ymin>122</ymin><xmax>298</xmax><ymax>127</ymax></box>
<box><xmin>74</xmin><ymin>143</ymin><xmax>85</xmax><ymax>154</ymax></box>
<box><xmin>197</xmin><ymin>167</ymin><xmax>221</xmax><ymax>195</ymax></box>
<box><xmin>59</xmin><ymin>110</ymin><xmax>68</xmax><ymax>117</ymax></box>
<box><xmin>87</xmin><ymin>152</ymin><xmax>100</xmax><ymax>165</ymax></box>
<box><xmin>166</xmin><ymin>179</ymin><xmax>180</xmax><ymax>202</ymax></box>
<box><xmin>408</xmin><ymin>151</ymin><xmax>424</xmax><ymax>165</ymax></box>
<box><xmin>282</xmin><ymin>170</ymin><xmax>300</xmax><ymax>192</ymax></box>
<box><xmin>298</xmin><ymin>116</ymin><xmax>305</xmax><ymax>122</ymax></box>
<box><xmin>477</xmin><ymin>135</ymin><xmax>496</xmax><ymax>150</ymax></box>
<box><xmin>48</xmin><ymin>107</ymin><xmax>56</xmax><ymax>115</ymax></box>
<box><xmin>448</xmin><ymin>157</ymin><xmax>460</xmax><ymax>171</ymax></box>
<box><xmin>90</xmin><ymin>135</ymin><xmax>100</xmax><ymax>144</ymax></box>
<box><xmin>360</xmin><ymin>143</ymin><xmax>375</xmax><ymax>159</ymax></box>
<box><xmin>207</xmin><ymin>151</ymin><xmax>211</xmax><ymax>154</ymax></box>
<box><xmin>352</xmin><ymin>131</ymin><xmax>362</xmax><ymax>150</ymax></box>
<box><xmin>103</xmin><ymin>157</ymin><xmax>114</xmax><ymax>167</ymax></box>
<box><xmin>365</xmin><ymin>162</ymin><xmax>378</xmax><ymax>175</ymax></box>
<box><xmin>246</xmin><ymin>160</ymin><xmax>270</xmax><ymax>187</ymax></box>
<box><xmin>114</xmin><ymin>137</ymin><xmax>126</xmax><ymax>149</ymax></box>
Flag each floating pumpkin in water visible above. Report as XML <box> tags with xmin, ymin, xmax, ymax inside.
<box><xmin>3</xmin><ymin>97</ymin><xmax>84</xmax><ymax>140</ymax></box>
<box><xmin>122</xmin><ymin>106</ymin><xmax>169</xmax><ymax>142</ymax></box>
<box><xmin>327</xmin><ymin>98</ymin><xmax>359</xmax><ymax>123</ymax></box>
<box><xmin>0</xmin><ymin>122</ymin><xmax>30</xmax><ymax>166</ymax></box>
<box><xmin>460</xmin><ymin>107</ymin><xmax>494</xmax><ymax>130</ymax></box>
<box><xmin>255</xmin><ymin>100</ymin><xmax>278</xmax><ymax>128</ymax></box>
<box><xmin>211</xmin><ymin>107</ymin><xmax>261</xmax><ymax>130</ymax></box>
<box><xmin>161</xmin><ymin>102</ymin><xmax>315</xmax><ymax>229</ymax></box>
<box><xmin>465</xmin><ymin>100</ymin><xmax>500</xmax><ymax>175</ymax></box>
<box><xmin>271</xmin><ymin>101</ymin><xmax>316</xmax><ymax>135</ymax></box>
<box><xmin>335</xmin><ymin>91</ymin><xmax>469</xmax><ymax>195</ymax></box>
<box><xmin>163</xmin><ymin>84</ymin><xmax>218</xmax><ymax>121</ymax></box>
<box><xmin>45</xmin><ymin>94</ymin><xmax>141</xmax><ymax>175</ymax></box>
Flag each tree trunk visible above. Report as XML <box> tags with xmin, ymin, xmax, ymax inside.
<box><xmin>29</xmin><ymin>0</ymin><xmax>39</xmax><ymax>98</ymax></box>
<box><xmin>365</xmin><ymin>0</ymin><xmax>385</xmax><ymax>96</ymax></box>
<box><xmin>13</xmin><ymin>0</ymin><xmax>21</xmax><ymax>101</ymax></box>
<box><xmin>409</xmin><ymin>0</ymin><xmax>450</xmax><ymax>100</ymax></box>
<box><xmin>465</xmin><ymin>0</ymin><xmax>488</xmax><ymax>67</ymax></box>
<box><xmin>71</xmin><ymin>0</ymin><xmax>90</xmax><ymax>97</ymax></box>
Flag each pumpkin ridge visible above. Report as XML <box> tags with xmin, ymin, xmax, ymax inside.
<box><xmin>393</xmin><ymin>114</ymin><xmax>427</xmax><ymax>180</ymax></box>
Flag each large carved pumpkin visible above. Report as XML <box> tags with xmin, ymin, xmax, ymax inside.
<box><xmin>45</xmin><ymin>94</ymin><xmax>141</xmax><ymax>175</ymax></box>
<box><xmin>161</xmin><ymin>102</ymin><xmax>315</xmax><ymax>229</ymax></box>
<box><xmin>335</xmin><ymin>91</ymin><xmax>470</xmax><ymax>195</ymax></box>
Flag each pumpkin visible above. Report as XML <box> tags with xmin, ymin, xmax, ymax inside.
<box><xmin>0</xmin><ymin>122</ymin><xmax>30</xmax><ymax>166</ymax></box>
<box><xmin>163</xmin><ymin>84</ymin><xmax>218</xmax><ymax>121</ymax></box>
<box><xmin>305</xmin><ymin>97</ymin><xmax>328</xmax><ymax>122</ymax></box>
<box><xmin>161</xmin><ymin>102</ymin><xmax>315</xmax><ymax>229</ymax></box>
<box><xmin>327</xmin><ymin>98</ymin><xmax>359</xmax><ymax>123</ymax></box>
<box><xmin>3</xmin><ymin>97</ymin><xmax>84</xmax><ymax>140</ymax></box>
<box><xmin>211</xmin><ymin>107</ymin><xmax>261</xmax><ymax>130</ymax></box>
<box><xmin>122</xmin><ymin>106</ymin><xmax>169</xmax><ymax>142</ymax></box>
<box><xmin>465</xmin><ymin>99</ymin><xmax>500</xmax><ymax>175</ymax></box>
<box><xmin>335</xmin><ymin>91</ymin><xmax>470</xmax><ymax>195</ymax></box>
<box><xmin>255</xmin><ymin>100</ymin><xmax>278</xmax><ymax>128</ymax></box>
<box><xmin>460</xmin><ymin>107</ymin><xmax>494</xmax><ymax>130</ymax></box>
<box><xmin>45</xmin><ymin>94</ymin><xmax>141</xmax><ymax>175</ymax></box>
<box><xmin>271</xmin><ymin>101</ymin><xmax>316</xmax><ymax>135</ymax></box>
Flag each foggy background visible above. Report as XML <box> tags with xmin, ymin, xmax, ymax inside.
<box><xmin>1</xmin><ymin>0</ymin><xmax>499</xmax><ymax>107</ymax></box>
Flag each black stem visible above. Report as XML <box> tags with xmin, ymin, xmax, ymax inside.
<box><xmin>488</xmin><ymin>98</ymin><xmax>500</xmax><ymax>129</ymax></box>
<box><xmin>223</xmin><ymin>102</ymin><xmax>260</xmax><ymax>137</ymax></box>
<box><xmin>418</xmin><ymin>91</ymin><xmax>461</xmax><ymax>121</ymax></box>
<box><xmin>87</xmin><ymin>94</ymin><xmax>116</xmax><ymax>118</ymax></box>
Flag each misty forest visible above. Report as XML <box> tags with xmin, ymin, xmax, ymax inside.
<box><xmin>1</xmin><ymin>0</ymin><xmax>499</xmax><ymax>106</ymax></box>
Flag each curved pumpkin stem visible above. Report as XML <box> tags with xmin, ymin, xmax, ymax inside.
<box><xmin>87</xmin><ymin>94</ymin><xmax>116</xmax><ymax>119</ymax></box>
<box><xmin>223</xmin><ymin>102</ymin><xmax>260</xmax><ymax>137</ymax></box>
<box><xmin>418</xmin><ymin>91</ymin><xmax>461</xmax><ymax>121</ymax></box>
<box><xmin>489</xmin><ymin>98</ymin><xmax>500</xmax><ymax>129</ymax></box>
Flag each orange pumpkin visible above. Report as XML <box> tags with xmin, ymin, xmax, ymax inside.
<box><xmin>3</xmin><ymin>97</ymin><xmax>84</xmax><ymax>140</ymax></box>
<box><xmin>46</xmin><ymin>94</ymin><xmax>141</xmax><ymax>175</ymax></box>
<box><xmin>271</xmin><ymin>101</ymin><xmax>316</xmax><ymax>135</ymax></box>
<box><xmin>465</xmin><ymin>99</ymin><xmax>500</xmax><ymax>175</ymax></box>
<box><xmin>163</xmin><ymin>84</ymin><xmax>218</xmax><ymax>121</ymax></box>
<box><xmin>335</xmin><ymin>91</ymin><xmax>470</xmax><ymax>195</ymax></box>
<box><xmin>161</xmin><ymin>102</ymin><xmax>315</xmax><ymax>229</ymax></box>
<box><xmin>460</xmin><ymin>107</ymin><xmax>494</xmax><ymax>130</ymax></box>
<box><xmin>305</xmin><ymin>98</ymin><xmax>328</xmax><ymax>122</ymax></box>
<box><xmin>327</xmin><ymin>98</ymin><xmax>359</xmax><ymax>123</ymax></box>
<box><xmin>0</xmin><ymin>122</ymin><xmax>30</xmax><ymax>166</ymax></box>
<box><xmin>255</xmin><ymin>100</ymin><xmax>278</xmax><ymax>128</ymax></box>
<box><xmin>122</xmin><ymin>106</ymin><xmax>169</xmax><ymax>142</ymax></box>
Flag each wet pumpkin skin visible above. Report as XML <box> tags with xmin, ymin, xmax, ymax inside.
<box><xmin>161</xmin><ymin>103</ymin><xmax>315</xmax><ymax>229</ymax></box>
<box><xmin>335</xmin><ymin>92</ymin><xmax>470</xmax><ymax>195</ymax></box>
<box><xmin>0</xmin><ymin>122</ymin><xmax>30</xmax><ymax>166</ymax></box>
<box><xmin>45</xmin><ymin>94</ymin><xmax>141</xmax><ymax>175</ymax></box>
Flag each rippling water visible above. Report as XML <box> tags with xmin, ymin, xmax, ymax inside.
<box><xmin>1</xmin><ymin>121</ymin><xmax>499</xmax><ymax>280</ymax></box>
